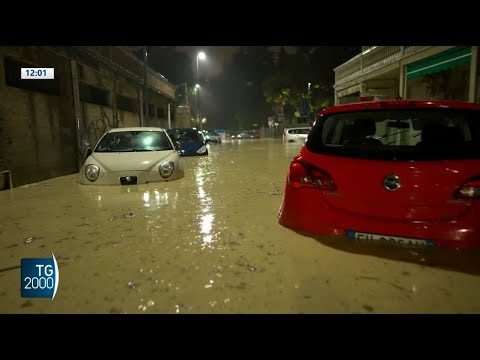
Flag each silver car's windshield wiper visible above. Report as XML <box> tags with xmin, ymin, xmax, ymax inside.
<box><xmin>128</xmin><ymin>148</ymin><xmax>173</xmax><ymax>152</ymax></box>
<box><xmin>96</xmin><ymin>148</ymin><xmax>172</xmax><ymax>152</ymax></box>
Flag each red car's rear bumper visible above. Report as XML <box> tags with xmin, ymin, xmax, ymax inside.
<box><xmin>278</xmin><ymin>184</ymin><xmax>480</xmax><ymax>248</ymax></box>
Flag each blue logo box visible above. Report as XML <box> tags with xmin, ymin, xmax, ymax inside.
<box><xmin>21</xmin><ymin>254</ymin><xmax>59</xmax><ymax>299</ymax></box>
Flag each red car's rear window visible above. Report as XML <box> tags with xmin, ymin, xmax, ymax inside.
<box><xmin>306</xmin><ymin>108</ymin><xmax>480</xmax><ymax>161</ymax></box>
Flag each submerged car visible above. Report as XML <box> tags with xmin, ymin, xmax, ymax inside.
<box><xmin>78</xmin><ymin>127</ymin><xmax>184</xmax><ymax>185</ymax></box>
<box><xmin>230</xmin><ymin>131</ymin><xmax>260</xmax><ymax>139</ymax></box>
<box><xmin>167</xmin><ymin>128</ymin><xmax>208</xmax><ymax>156</ymax></box>
<box><xmin>283</xmin><ymin>127</ymin><xmax>311</xmax><ymax>142</ymax></box>
<box><xmin>278</xmin><ymin>100</ymin><xmax>480</xmax><ymax>248</ymax></box>
<box><xmin>204</xmin><ymin>130</ymin><xmax>222</xmax><ymax>143</ymax></box>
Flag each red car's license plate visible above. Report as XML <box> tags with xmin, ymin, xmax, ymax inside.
<box><xmin>347</xmin><ymin>231</ymin><xmax>435</xmax><ymax>248</ymax></box>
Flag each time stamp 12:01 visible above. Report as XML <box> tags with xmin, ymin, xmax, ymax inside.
<box><xmin>21</xmin><ymin>68</ymin><xmax>55</xmax><ymax>79</ymax></box>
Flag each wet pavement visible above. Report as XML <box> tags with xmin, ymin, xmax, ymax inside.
<box><xmin>1</xmin><ymin>138</ymin><xmax>480</xmax><ymax>314</ymax></box>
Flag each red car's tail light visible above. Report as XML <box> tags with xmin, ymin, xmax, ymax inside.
<box><xmin>454</xmin><ymin>178</ymin><xmax>480</xmax><ymax>199</ymax></box>
<box><xmin>287</xmin><ymin>158</ymin><xmax>337</xmax><ymax>190</ymax></box>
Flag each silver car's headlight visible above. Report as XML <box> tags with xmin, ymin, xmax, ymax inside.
<box><xmin>85</xmin><ymin>164</ymin><xmax>100</xmax><ymax>182</ymax></box>
<box><xmin>196</xmin><ymin>145</ymin><xmax>207</xmax><ymax>154</ymax></box>
<box><xmin>159</xmin><ymin>161</ymin><xmax>174</xmax><ymax>178</ymax></box>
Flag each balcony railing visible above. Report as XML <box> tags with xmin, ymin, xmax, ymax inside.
<box><xmin>334</xmin><ymin>46</ymin><xmax>427</xmax><ymax>87</ymax></box>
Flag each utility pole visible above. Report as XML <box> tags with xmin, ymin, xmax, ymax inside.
<box><xmin>308</xmin><ymin>82</ymin><xmax>312</xmax><ymax>123</ymax></box>
<box><xmin>196</xmin><ymin>52</ymin><xmax>206</xmax><ymax>131</ymax></box>
<box><xmin>143</xmin><ymin>46</ymin><xmax>148</xmax><ymax>127</ymax></box>
<box><xmin>70</xmin><ymin>59</ymin><xmax>84</xmax><ymax>169</ymax></box>
<box><xmin>167</xmin><ymin>103</ymin><xmax>171</xmax><ymax>129</ymax></box>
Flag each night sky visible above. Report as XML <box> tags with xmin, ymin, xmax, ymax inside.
<box><xmin>153</xmin><ymin>46</ymin><xmax>355</xmax><ymax>130</ymax></box>
<box><xmin>175</xmin><ymin>46</ymin><xmax>296</xmax><ymax>77</ymax></box>
<box><xmin>175</xmin><ymin>46</ymin><xmax>240</xmax><ymax>77</ymax></box>
<box><xmin>163</xmin><ymin>46</ymin><xmax>297</xmax><ymax>130</ymax></box>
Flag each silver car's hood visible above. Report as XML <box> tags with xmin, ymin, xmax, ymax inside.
<box><xmin>89</xmin><ymin>150</ymin><xmax>177</xmax><ymax>172</ymax></box>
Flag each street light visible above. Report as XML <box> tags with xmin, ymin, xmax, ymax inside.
<box><xmin>143</xmin><ymin>46</ymin><xmax>149</xmax><ymax>127</ymax></box>
<box><xmin>307</xmin><ymin>82</ymin><xmax>312</xmax><ymax>123</ymax></box>
<box><xmin>196</xmin><ymin>51</ymin><xmax>206</xmax><ymax>130</ymax></box>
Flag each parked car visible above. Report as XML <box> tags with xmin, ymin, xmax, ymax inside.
<box><xmin>278</xmin><ymin>100</ymin><xmax>480</xmax><ymax>248</ymax></box>
<box><xmin>78</xmin><ymin>127</ymin><xmax>184</xmax><ymax>185</ymax></box>
<box><xmin>204</xmin><ymin>130</ymin><xmax>222</xmax><ymax>143</ymax></box>
<box><xmin>283</xmin><ymin>127</ymin><xmax>311</xmax><ymax>142</ymax></box>
<box><xmin>167</xmin><ymin>128</ymin><xmax>208</xmax><ymax>156</ymax></box>
<box><xmin>230</xmin><ymin>130</ymin><xmax>260</xmax><ymax>139</ymax></box>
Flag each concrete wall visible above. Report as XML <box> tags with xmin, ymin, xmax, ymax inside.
<box><xmin>0</xmin><ymin>46</ymin><xmax>177</xmax><ymax>188</ymax></box>
<box><xmin>145</xmin><ymin>92</ymin><xmax>169</xmax><ymax>128</ymax></box>
<box><xmin>0</xmin><ymin>46</ymin><xmax>77</xmax><ymax>187</ymax></box>
<box><xmin>79</xmin><ymin>64</ymin><xmax>141</xmax><ymax>148</ymax></box>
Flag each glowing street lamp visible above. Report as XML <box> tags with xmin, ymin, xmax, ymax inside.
<box><xmin>196</xmin><ymin>51</ymin><xmax>206</xmax><ymax>130</ymax></box>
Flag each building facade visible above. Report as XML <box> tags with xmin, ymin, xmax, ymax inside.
<box><xmin>0</xmin><ymin>46</ymin><xmax>177</xmax><ymax>188</ymax></box>
<box><xmin>334</xmin><ymin>46</ymin><xmax>479</xmax><ymax>105</ymax></box>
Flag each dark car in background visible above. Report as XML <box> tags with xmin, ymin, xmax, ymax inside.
<box><xmin>203</xmin><ymin>130</ymin><xmax>222</xmax><ymax>143</ymax></box>
<box><xmin>166</xmin><ymin>128</ymin><xmax>208</xmax><ymax>156</ymax></box>
<box><xmin>230</xmin><ymin>130</ymin><xmax>260</xmax><ymax>139</ymax></box>
<box><xmin>279</xmin><ymin>100</ymin><xmax>480</xmax><ymax>249</ymax></box>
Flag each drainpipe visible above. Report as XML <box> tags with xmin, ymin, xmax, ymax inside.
<box><xmin>142</xmin><ymin>46</ymin><xmax>148</xmax><ymax>127</ymax></box>
<box><xmin>70</xmin><ymin>59</ymin><xmax>84</xmax><ymax>169</ymax></box>
<box><xmin>168</xmin><ymin>102</ymin><xmax>171</xmax><ymax>129</ymax></box>
<box><xmin>113</xmin><ymin>79</ymin><xmax>118</xmax><ymax>127</ymax></box>
<box><xmin>139</xmin><ymin>89</ymin><xmax>144</xmax><ymax>126</ymax></box>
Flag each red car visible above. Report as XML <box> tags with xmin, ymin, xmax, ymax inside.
<box><xmin>278</xmin><ymin>100</ymin><xmax>480</xmax><ymax>248</ymax></box>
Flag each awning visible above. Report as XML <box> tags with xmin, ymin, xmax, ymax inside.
<box><xmin>406</xmin><ymin>46</ymin><xmax>472</xmax><ymax>80</ymax></box>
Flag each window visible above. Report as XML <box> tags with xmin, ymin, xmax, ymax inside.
<box><xmin>157</xmin><ymin>107</ymin><xmax>165</xmax><ymax>118</ymax></box>
<box><xmin>79</xmin><ymin>83</ymin><xmax>110</xmax><ymax>106</ymax></box>
<box><xmin>117</xmin><ymin>95</ymin><xmax>138</xmax><ymax>113</ymax></box>
<box><xmin>167</xmin><ymin>129</ymin><xmax>200</xmax><ymax>142</ymax></box>
<box><xmin>146</xmin><ymin>104</ymin><xmax>154</xmax><ymax>117</ymax></box>
<box><xmin>307</xmin><ymin>109</ymin><xmax>480</xmax><ymax>161</ymax></box>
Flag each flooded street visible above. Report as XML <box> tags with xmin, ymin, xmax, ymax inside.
<box><xmin>2</xmin><ymin>139</ymin><xmax>480</xmax><ymax>314</ymax></box>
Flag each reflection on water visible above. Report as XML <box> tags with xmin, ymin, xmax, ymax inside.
<box><xmin>306</xmin><ymin>232</ymin><xmax>480</xmax><ymax>276</ymax></box>
<box><xmin>194</xmin><ymin>162</ymin><xmax>215</xmax><ymax>248</ymax></box>
<box><xmin>1</xmin><ymin>139</ymin><xmax>480</xmax><ymax>314</ymax></box>
<box><xmin>140</xmin><ymin>190</ymin><xmax>170</xmax><ymax>208</ymax></box>
<box><xmin>142</xmin><ymin>191</ymin><xmax>150</xmax><ymax>207</ymax></box>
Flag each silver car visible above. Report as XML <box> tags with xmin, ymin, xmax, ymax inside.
<box><xmin>78</xmin><ymin>127</ymin><xmax>184</xmax><ymax>185</ymax></box>
<box><xmin>283</xmin><ymin>127</ymin><xmax>311</xmax><ymax>142</ymax></box>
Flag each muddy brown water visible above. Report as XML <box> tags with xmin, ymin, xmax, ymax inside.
<box><xmin>1</xmin><ymin>139</ymin><xmax>480</xmax><ymax>313</ymax></box>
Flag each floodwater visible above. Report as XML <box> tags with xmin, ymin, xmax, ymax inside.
<box><xmin>1</xmin><ymin>139</ymin><xmax>480</xmax><ymax>314</ymax></box>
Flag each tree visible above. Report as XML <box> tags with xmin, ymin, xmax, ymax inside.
<box><xmin>263</xmin><ymin>46</ymin><xmax>361</xmax><ymax>121</ymax></box>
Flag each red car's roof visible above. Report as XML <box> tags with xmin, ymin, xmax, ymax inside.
<box><xmin>318</xmin><ymin>100</ymin><xmax>480</xmax><ymax>116</ymax></box>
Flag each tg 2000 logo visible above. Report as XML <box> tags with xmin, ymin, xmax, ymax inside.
<box><xmin>21</xmin><ymin>254</ymin><xmax>59</xmax><ymax>299</ymax></box>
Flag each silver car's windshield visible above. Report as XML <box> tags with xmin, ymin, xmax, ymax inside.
<box><xmin>95</xmin><ymin>131</ymin><xmax>173</xmax><ymax>152</ymax></box>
